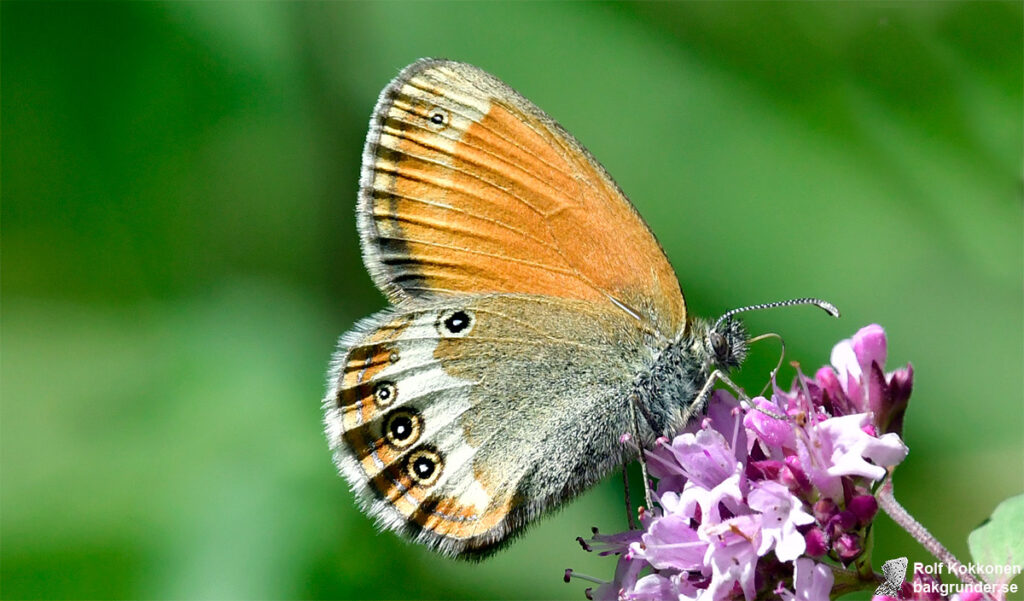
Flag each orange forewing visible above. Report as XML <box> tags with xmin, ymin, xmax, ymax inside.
<box><xmin>360</xmin><ymin>60</ymin><xmax>686</xmax><ymax>338</ymax></box>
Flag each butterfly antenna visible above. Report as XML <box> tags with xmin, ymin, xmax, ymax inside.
<box><xmin>714</xmin><ymin>297</ymin><xmax>840</xmax><ymax>331</ymax></box>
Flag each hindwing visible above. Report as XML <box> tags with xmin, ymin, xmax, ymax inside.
<box><xmin>324</xmin><ymin>295</ymin><xmax>656</xmax><ymax>556</ymax></box>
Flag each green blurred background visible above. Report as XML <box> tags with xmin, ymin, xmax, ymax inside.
<box><xmin>3</xmin><ymin>2</ymin><xmax>1021</xmax><ymax>599</ymax></box>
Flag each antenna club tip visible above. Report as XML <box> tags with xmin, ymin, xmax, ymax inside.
<box><xmin>819</xmin><ymin>301</ymin><xmax>841</xmax><ymax>318</ymax></box>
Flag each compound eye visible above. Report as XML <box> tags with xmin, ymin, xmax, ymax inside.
<box><xmin>710</xmin><ymin>332</ymin><xmax>729</xmax><ymax>363</ymax></box>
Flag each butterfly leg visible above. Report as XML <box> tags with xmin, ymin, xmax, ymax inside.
<box><xmin>681</xmin><ymin>369</ymin><xmax>751</xmax><ymax>426</ymax></box>
<box><xmin>684</xmin><ymin>367</ymin><xmax>794</xmax><ymax>425</ymax></box>
<box><xmin>620</xmin><ymin>464</ymin><xmax>637</xmax><ymax>530</ymax></box>
<box><xmin>628</xmin><ymin>395</ymin><xmax>655</xmax><ymax>513</ymax></box>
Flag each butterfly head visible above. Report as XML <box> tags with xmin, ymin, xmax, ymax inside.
<box><xmin>646</xmin><ymin>297</ymin><xmax>839</xmax><ymax>436</ymax></box>
<box><xmin>702</xmin><ymin>297</ymin><xmax>842</xmax><ymax>373</ymax></box>
<box><xmin>704</xmin><ymin>315</ymin><xmax>749</xmax><ymax>372</ymax></box>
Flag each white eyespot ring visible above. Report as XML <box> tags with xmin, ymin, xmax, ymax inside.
<box><xmin>407</xmin><ymin>447</ymin><xmax>443</xmax><ymax>486</ymax></box>
<box><xmin>384</xmin><ymin>409</ymin><xmax>420</xmax><ymax>449</ymax></box>
<box><xmin>373</xmin><ymin>381</ymin><xmax>397</xmax><ymax>407</ymax></box>
<box><xmin>436</xmin><ymin>309</ymin><xmax>474</xmax><ymax>338</ymax></box>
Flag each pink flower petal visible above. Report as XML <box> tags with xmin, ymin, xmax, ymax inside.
<box><xmin>638</xmin><ymin>514</ymin><xmax>706</xmax><ymax>571</ymax></box>
<box><xmin>744</xmin><ymin>397</ymin><xmax>796</xmax><ymax>449</ymax></box>
<box><xmin>787</xmin><ymin>558</ymin><xmax>835</xmax><ymax>601</ymax></box>
<box><xmin>749</xmin><ymin>481</ymin><xmax>815</xmax><ymax>561</ymax></box>
<box><xmin>852</xmin><ymin>324</ymin><xmax>888</xmax><ymax>374</ymax></box>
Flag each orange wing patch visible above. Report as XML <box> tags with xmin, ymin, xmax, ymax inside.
<box><xmin>366</xmin><ymin>474</ymin><xmax>515</xmax><ymax>542</ymax></box>
<box><xmin>359</xmin><ymin>442</ymin><xmax>515</xmax><ymax>542</ymax></box>
<box><xmin>335</xmin><ymin>315</ymin><xmax>413</xmax><ymax>479</ymax></box>
<box><xmin>410</xmin><ymin>493</ymin><xmax>515</xmax><ymax>541</ymax></box>
<box><xmin>336</xmin><ymin>315</ymin><xmax>410</xmax><ymax>429</ymax></box>
<box><xmin>342</xmin><ymin>426</ymin><xmax>403</xmax><ymax>478</ymax></box>
<box><xmin>369</xmin><ymin>465</ymin><xmax>428</xmax><ymax>513</ymax></box>
<box><xmin>359</xmin><ymin>60</ymin><xmax>686</xmax><ymax>338</ymax></box>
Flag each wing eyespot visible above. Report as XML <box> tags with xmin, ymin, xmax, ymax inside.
<box><xmin>426</xmin><ymin>107</ymin><xmax>450</xmax><ymax>130</ymax></box>
<box><xmin>407</xmin><ymin>447</ymin><xmax>443</xmax><ymax>486</ymax></box>
<box><xmin>373</xmin><ymin>381</ymin><xmax>397</xmax><ymax>407</ymax></box>
<box><xmin>384</xmin><ymin>408</ymin><xmax>421</xmax><ymax>449</ymax></box>
<box><xmin>437</xmin><ymin>309</ymin><xmax>474</xmax><ymax>338</ymax></box>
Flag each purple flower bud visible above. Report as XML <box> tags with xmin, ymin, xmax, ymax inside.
<box><xmin>848</xmin><ymin>494</ymin><xmax>879</xmax><ymax>526</ymax></box>
<box><xmin>784</xmin><ymin>455</ymin><xmax>812</xmax><ymax>494</ymax></box>
<box><xmin>814</xmin><ymin>366</ymin><xmax>851</xmax><ymax>416</ymax></box>
<box><xmin>866</xmin><ymin>362</ymin><xmax>889</xmax><ymax>419</ymax></box>
<box><xmin>889</xmin><ymin>364</ymin><xmax>913</xmax><ymax>400</ymax></box>
<box><xmin>885</xmin><ymin>364</ymin><xmax>913</xmax><ymax>433</ymax></box>
<box><xmin>833</xmin><ymin>532</ymin><xmax>862</xmax><ymax>561</ymax></box>
<box><xmin>804</xmin><ymin>527</ymin><xmax>828</xmax><ymax>557</ymax></box>
<box><xmin>827</xmin><ymin>511</ymin><xmax>857</xmax><ymax>538</ymax></box>
<box><xmin>813</xmin><ymin>498</ymin><xmax>839</xmax><ymax>524</ymax></box>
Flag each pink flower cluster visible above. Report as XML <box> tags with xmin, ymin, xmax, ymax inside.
<box><xmin>570</xmin><ymin>325</ymin><xmax>914</xmax><ymax>600</ymax></box>
<box><xmin>876</xmin><ymin>568</ymin><xmax>990</xmax><ymax>601</ymax></box>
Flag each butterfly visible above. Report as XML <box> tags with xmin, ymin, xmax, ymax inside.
<box><xmin>323</xmin><ymin>58</ymin><xmax>835</xmax><ymax>558</ymax></box>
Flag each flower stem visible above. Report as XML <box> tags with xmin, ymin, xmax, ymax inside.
<box><xmin>876</xmin><ymin>474</ymin><xmax>985</xmax><ymax>590</ymax></box>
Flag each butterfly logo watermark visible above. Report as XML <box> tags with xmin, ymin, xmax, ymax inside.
<box><xmin>874</xmin><ymin>557</ymin><xmax>909</xmax><ymax>597</ymax></box>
